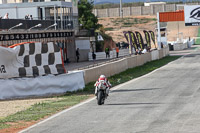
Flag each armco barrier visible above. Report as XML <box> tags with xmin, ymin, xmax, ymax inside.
<box><xmin>84</xmin><ymin>47</ymin><xmax>169</xmax><ymax>84</ymax></box>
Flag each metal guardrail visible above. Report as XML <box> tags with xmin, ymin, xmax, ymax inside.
<box><xmin>77</xmin><ymin>54</ymin><xmax>132</xmax><ymax>70</ymax></box>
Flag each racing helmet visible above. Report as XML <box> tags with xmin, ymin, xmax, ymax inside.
<box><xmin>99</xmin><ymin>75</ymin><xmax>106</xmax><ymax>80</ymax></box>
<box><xmin>100</xmin><ymin>75</ymin><xmax>105</xmax><ymax>78</ymax></box>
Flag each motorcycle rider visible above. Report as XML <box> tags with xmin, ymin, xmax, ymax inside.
<box><xmin>95</xmin><ymin>75</ymin><xmax>112</xmax><ymax>97</ymax></box>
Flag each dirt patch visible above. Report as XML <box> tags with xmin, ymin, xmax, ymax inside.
<box><xmin>0</xmin><ymin>97</ymin><xmax>64</xmax><ymax>133</ymax></box>
<box><xmin>98</xmin><ymin>16</ymin><xmax>157</xmax><ymax>44</ymax></box>
<box><xmin>98</xmin><ymin>15</ymin><xmax>199</xmax><ymax>44</ymax></box>
<box><xmin>0</xmin><ymin>98</ymin><xmax>62</xmax><ymax>118</ymax></box>
<box><xmin>0</xmin><ymin>96</ymin><xmax>93</xmax><ymax>133</ymax></box>
<box><xmin>0</xmin><ymin>121</ymin><xmax>37</xmax><ymax>133</ymax></box>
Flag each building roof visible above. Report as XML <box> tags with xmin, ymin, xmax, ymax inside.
<box><xmin>0</xmin><ymin>1</ymin><xmax>72</xmax><ymax>8</ymax></box>
<box><xmin>144</xmin><ymin>2</ymin><xmax>166</xmax><ymax>6</ymax></box>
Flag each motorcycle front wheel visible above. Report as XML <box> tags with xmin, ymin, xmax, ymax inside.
<box><xmin>97</xmin><ymin>91</ymin><xmax>103</xmax><ymax>105</ymax></box>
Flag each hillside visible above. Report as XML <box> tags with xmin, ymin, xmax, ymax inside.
<box><xmin>98</xmin><ymin>15</ymin><xmax>199</xmax><ymax>48</ymax></box>
<box><xmin>98</xmin><ymin>16</ymin><xmax>157</xmax><ymax>44</ymax></box>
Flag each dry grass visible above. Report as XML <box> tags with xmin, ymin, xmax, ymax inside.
<box><xmin>98</xmin><ymin>16</ymin><xmax>199</xmax><ymax>43</ymax></box>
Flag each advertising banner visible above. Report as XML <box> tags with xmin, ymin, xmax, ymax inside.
<box><xmin>135</xmin><ymin>31</ymin><xmax>144</xmax><ymax>50</ymax></box>
<box><xmin>123</xmin><ymin>31</ymin><xmax>132</xmax><ymax>54</ymax></box>
<box><xmin>149</xmin><ymin>30</ymin><xmax>156</xmax><ymax>48</ymax></box>
<box><xmin>143</xmin><ymin>30</ymin><xmax>151</xmax><ymax>49</ymax></box>
<box><xmin>184</xmin><ymin>5</ymin><xmax>200</xmax><ymax>26</ymax></box>
<box><xmin>123</xmin><ymin>31</ymin><xmax>131</xmax><ymax>45</ymax></box>
<box><xmin>129</xmin><ymin>31</ymin><xmax>138</xmax><ymax>51</ymax></box>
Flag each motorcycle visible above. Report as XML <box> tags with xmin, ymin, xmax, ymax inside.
<box><xmin>95</xmin><ymin>80</ymin><xmax>108</xmax><ymax>105</ymax></box>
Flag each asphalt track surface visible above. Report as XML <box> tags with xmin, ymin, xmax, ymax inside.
<box><xmin>21</xmin><ymin>47</ymin><xmax>200</xmax><ymax>133</ymax></box>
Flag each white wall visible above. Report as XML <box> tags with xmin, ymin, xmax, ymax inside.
<box><xmin>75</xmin><ymin>38</ymin><xmax>90</xmax><ymax>61</ymax></box>
<box><xmin>75</xmin><ymin>39</ymin><xmax>90</xmax><ymax>50</ymax></box>
<box><xmin>17</xmin><ymin>7</ymin><xmax>38</xmax><ymax>19</ymax></box>
<box><xmin>0</xmin><ymin>7</ymin><xmax>38</xmax><ymax>19</ymax></box>
<box><xmin>64</xmin><ymin>0</ymin><xmax>78</xmax><ymax>14</ymax></box>
<box><xmin>0</xmin><ymin>8</ymin><xmax>17</xmax><ymax>18</ymax></box>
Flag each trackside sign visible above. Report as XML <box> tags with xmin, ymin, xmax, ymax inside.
<box><xmin>185</xmin><ymin>5</ymin><xmax>200</xmax><ymax>26</ymax></box>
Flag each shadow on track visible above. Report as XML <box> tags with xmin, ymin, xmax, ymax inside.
<box><xmin>111</xmin><ymin>88</ymin><xmax>161</xmax><ymax>93</ymax></box>
<box><xmin>106</xmin><ymin>102</ymin><xmax>163</xmax><ymax>106</ymax></box>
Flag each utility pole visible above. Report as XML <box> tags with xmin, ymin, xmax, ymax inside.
<box><xmin>157</xmin><ymin>12</ymin><xmax>161</xmax><ymax>49</ymax></box>
<box><xmin>120</xmin><ymin>0</ymin><xmax>123</xmax><ymax>18</ymax></box>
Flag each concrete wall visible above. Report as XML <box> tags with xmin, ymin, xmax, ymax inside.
<box><xmin>165</xmin><ymin>4</ymin><xmax>176</xmax><ymax>12</ymax></box>
<box><xmin>109</xmin><ymin>8</ymin><xmax>119</xmax><ymax>17</ymax></box>
<box><xmin>151</xmin><ymin>50</ymin><xmax>159</xmax><ymax>61</ymax></box>
<box><xmin>97</xmin><ymin>9</ymin><xmax>107</xmax><ymax>18</ymax></box>
<box><xmin>168</xmin><ymin>39</ymin><xmax>194</xmax><ymax>51</ymax></box>
<box><xmin>93</xmin><ymin>3</ymin><xmax>200</xmax><ymax>18</ymax></box>
<box><xmin>131</xmin><ymin>6</ymin><xmax>142</xmax><ymax>16</ymax></box>
<box><xmin>84</xmin><ymin>46</ymin><xmax>169</xmax><ymax>84</ymax></box>
<box><xmin>142</xmin><ymin>6</ymin><xmax>151</xmax><ymax>15</ymax></box>
<box><xmin>188</xmin><ymin>39</ymin><xmax>195</xmax><ymax>48</ymax></box>
<box><xmin>173</xmin><ymin>42</ymin><xmax>188</xmax><ymax>51</ymax></box>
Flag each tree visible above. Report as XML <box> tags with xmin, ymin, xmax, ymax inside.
<box><xmin>78</xmin><ymin>0</ymin><xmax>101</xmax><ymax>31</ymax></box>
<box><xmin>78</xmin><ymin>0</ymin><xmax>114</xmax><ymax>52</ymax></box>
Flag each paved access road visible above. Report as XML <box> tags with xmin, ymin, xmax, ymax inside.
<box><xmin>22</xmin><ymin>49</ymin><xmax>200</xmax><ymax>133</ymax></box>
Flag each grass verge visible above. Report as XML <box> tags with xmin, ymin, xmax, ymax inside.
<box><xmin>195</xmin><ymin>28</ymin><xmax>200</xmax><ymax>45</ymax></box>
<box><xmin>0</xmin><ymin>55</ymin><xmax>180</xmax><ymax>130</ymax></box>
<box><xmin>104</xmin><ymin>27</ymin><xmax>114</xmax><ymax>31</ymax></box>
<box><xmin>110</xmin><ymin>17</ymin><xmax>156</xmax><ymax>27</ymax></box>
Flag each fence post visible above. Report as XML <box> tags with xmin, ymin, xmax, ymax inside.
<box><xmin>106</xmin><ymin>8</ymin><xmax>109</xmax><ymax>17</ymax></box>
<box><xmin>150</xmin><ymin>5</ymin><xmax>154</xmax><ymax>15</ymax></box>
<box><xmin>174</xmin><ymin>4</ymin><xmax>176</xmax><ymax>11</ymax></box>
<box><xmin>94</xmin><ymin>9</ymin><xmax>98</xmax><ymax>17</ymax></box>
<box><xmin>162</xmin><ymin>4</ymin><xmax>166</xmax><ymax>12</ymax></box>
<box><xmin>118</xmin><ymin>8</ymin><xmax>120</xmax><ymax>17</ymax></box>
